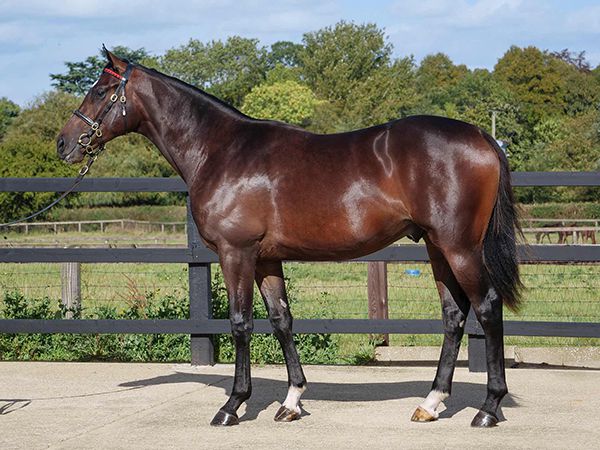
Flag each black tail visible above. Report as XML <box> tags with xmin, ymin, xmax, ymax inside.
<box><xmin>482</xmin><ymin>133</ymin><xmax>523</xmax><ymax>311</ymax></box>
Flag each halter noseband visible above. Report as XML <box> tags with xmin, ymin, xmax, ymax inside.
<box><xmin>72</xmin><ymin>63</ymin><xmax>134</xmax><ymax>174</ymax></box>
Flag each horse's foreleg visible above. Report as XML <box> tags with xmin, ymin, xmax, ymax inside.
<box><xmin>256</xmin><ymin>261</ymin><xmax>307</xmax><ymax>422</ymax></box>
<box><xmin>211</xmin><ymin>246</ymin><xmax>257</xmax><ymax>426</ymax></box>
<box><xmin>412</xmin><ymin>240</ymin><xmax>470</xmax><ymax>422</ymax></box>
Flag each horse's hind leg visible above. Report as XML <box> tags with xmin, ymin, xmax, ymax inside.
<box><xmin>438</xmin><ymin>245</ymin><xmax>507</xmax><ymax>427</ymax></box>
<box><xmin>255</xmin><ymin>261</ymin><xmax>307</xmax><ymax>422</ymax></box>
<box><xmin>411</xmin><ymin>239</ymin><xmax>470</xmax><ymax>422</ymax></box>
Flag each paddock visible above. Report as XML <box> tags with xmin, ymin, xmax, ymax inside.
<box><xmin>1</xmin><ymin>362</ymin><xmax>599</xmax><ymax>449</ymax></box>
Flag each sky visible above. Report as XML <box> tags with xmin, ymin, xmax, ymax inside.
<box><xmin>1</xmin><ymin>0</ymin><xmax>599</xmax><ymax>106</ymax></box>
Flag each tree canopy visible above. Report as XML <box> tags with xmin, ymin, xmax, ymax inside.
<box><xmin>159</xmin><ymin>37</ymin><xmax>268</xmax><ymax>107</ymax></box>
<box><xmin>4</xmin><ymin>20</ymin><xmax>599</xmax><ymax>216</ymax></box>
<box><xmin>241</xmin><ymin>80</ymin><xmax>319</xmax><ymax>127</ymax></box>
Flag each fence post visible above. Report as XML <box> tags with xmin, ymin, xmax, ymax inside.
<box><xmin>367</xmin><ymin>261</ymin><xmax>389</xmax><ymax>346</ymax></box>
<box><xmin>187</xmin><ymin>197</ymin><xmax>214</xmax><ymax>365</ymax></box>
<box><xmin>61</xmin><ymin>262</ymin><xmax>81</xmax><ymax>319</ymax></box>
<box><xmin>466</xmin><ymin>309</ymin><xmax>486</xmax><ymax>372</ymax></box>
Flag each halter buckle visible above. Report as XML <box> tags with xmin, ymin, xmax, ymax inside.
<box><xmin>110</xmin><ymin>93</ymin><xmax>118</xmax><ymax>102</ymax></box>
<box><xmin>78</xmin><ymin>133</ymin><xmax>92</xmax><ymax>146</ymax></box>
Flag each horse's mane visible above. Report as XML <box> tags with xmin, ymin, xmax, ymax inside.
<box><xmin>133</xmin><ymin>62</ymin><xmax>250</xmax><ymax>119</ymax></box>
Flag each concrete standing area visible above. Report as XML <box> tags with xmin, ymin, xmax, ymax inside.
<box><xmin>1</xmin><ymin>362</ymin><xmax>599</xmax><ymax>449</ymax></box>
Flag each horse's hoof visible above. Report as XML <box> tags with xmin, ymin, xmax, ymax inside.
<box><xmin>411</xmin><ymin>406</ymin><xmax>437</xmax><ymax>422</ymax></box>
<box><xmin>210</xmin><ymin>410</ymin><xmax>239</xmax><ymax>426</ymax></box>
<box><xmin>470</xmin><ymin>410</ymin><xmax>498</xmax><ymax>427</ymax></box>
<box><xmin>274</xmin><ymin>405</ymin><xmax>300</xmax><ymax>422</ymax></box>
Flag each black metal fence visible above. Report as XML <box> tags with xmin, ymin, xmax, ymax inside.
<box><xmin>0</xmin><ymin>172</ymin><xmax>599</xmax><ymax>371</ymax></box>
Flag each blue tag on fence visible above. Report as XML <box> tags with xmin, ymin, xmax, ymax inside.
<box><xmin>404</xmin><ymin>269</ymin><xmax>421</xmax><ymax>277</ymax></box>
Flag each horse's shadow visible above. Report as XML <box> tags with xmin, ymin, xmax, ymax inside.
<box><xmin>0</xmin><ymin>399</ymin><xmax>31</xmax><ymax>415</ymax></box>
<box><xmin>119</xmin><ymin>370</ymin><xmax>520</xmax><ymax>423</ymax></box>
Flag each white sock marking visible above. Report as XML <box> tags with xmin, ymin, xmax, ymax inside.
<box><xmin>419</xmin><ymin>390</ymin><xmax>449</xmax><ymax>418</ymax></box>
<box><xmin>282</xmin><ymin>385</ymin><xmax>306</xmax><ymax>413</ymax></box>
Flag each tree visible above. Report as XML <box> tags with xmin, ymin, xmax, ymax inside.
<box><xmin>268</xmin><ymin>41</ymin><xmax>304</xmax><ymax>68</ymax></box>
<box><xmin>544</xmin><ymin>110</ymin><xmax>600</xmax><ymax>172</ymax></box>
<box><xmin>342</xmin><ymin>57</ymin><xmax>418</xmax><ymax>129</ymax></box>
<box><xmin>533</xmin><ymin>110</ymin><xmax>600</xmax><ymax>203</ymax></box>
<box><xmin>241</xmin><ymin>80</ymin><xmax>320</xmax><ymax>126</ymax></box>
<box><xmin>0</xmin><ymin>97</ymin><xmax>20</xmax><ymax>140</ymax></box>
<box><xmin>0</xmin><ymin>92</ymin><xmax>80</xmax><ymax>221</ymax></box>
<box><xmin>555</xmin><ymin>58</ymin><xmax>600</xmax><ymax>117</ymax></box>
<box><xmin>50</xmin><ymin>46</ymin><xmax>153</xmax><ymax>95</ymax></box>
<box><xmin>442</xmin><ymin>69</ymin><xmax>525</xmax><ymax>163</ymax></box>
<box><xmin>550</xmin><ymin>49</ymin><xmax>591</xmax><ymax>72</ymax></box>
<box><xmin>301</xmin><ymin>21</ymin><xmax>392</xmax><ymax>107</ymax></box>
<box><xmin>299</xmin><ymin>21</ymin><xmax>418</xmax><ymax>131</ymax></box>
<box><xmin>493</xmin><ymin>46</ymin><xmax>567</xmax><ymax>123</ymax></box>
<box><xmin>415</xmin><ymin>53</ymin><xmax>469</xmax><ymax>113</ymax></box>
<box><xmin>159</xmin><ymin>36</ymin><xmax>268</xmax><ymax>107</ymax></box>
<box><xmin>593</xmin><ymin>64</ymin><xmax>600</xmax><ymax>83</ymax></box>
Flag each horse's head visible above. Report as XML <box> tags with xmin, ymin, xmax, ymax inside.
<box><xmin>57</xmin><ymin>47</ymin><xmax>141</xmax><ymax>164</ymax></box>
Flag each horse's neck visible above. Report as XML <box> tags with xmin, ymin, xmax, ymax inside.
<box><xmin>135</xmin><ymin>74</ymin><xmax>243</xmax><ymax>185</ymax></box>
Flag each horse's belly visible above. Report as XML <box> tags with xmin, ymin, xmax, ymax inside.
<box><xmin>261</xmin><ymin>212</ymin><xmax>417</xmax><ymax>261</ymax></box>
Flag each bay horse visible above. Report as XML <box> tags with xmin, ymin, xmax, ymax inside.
<box><xmin>57</xmin><ymin>49</ymin><xmax>522</xmax><ymax>428</ymax></box>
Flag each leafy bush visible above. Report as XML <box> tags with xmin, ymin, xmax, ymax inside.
<box><xmin>0</xmin><ymin>291</ymin><xmax>190</xmax><ymax>362</ymax></box>
<box><xmin>211</xmin><ymin>270</ymin><xmax>339</xmax><ymax>364</ymax></box>
<box><xmin>0</xmin><ymin>273</ymin><xmax>339</xmax><ymax>364</ymax></box>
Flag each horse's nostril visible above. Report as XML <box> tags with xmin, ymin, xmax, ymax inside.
<box><xmin>57</xmin><ymin>136</ymin><xmax>65</xmax><ymax>154</ymax></box>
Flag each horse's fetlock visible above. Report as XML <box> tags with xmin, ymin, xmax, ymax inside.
<box><xmin>233</xmin><ymin>386</ymin><xmax>252</xmax><ymax>402</ymax></box>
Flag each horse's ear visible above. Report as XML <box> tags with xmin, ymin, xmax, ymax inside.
<box><xmin>103</xmin><ymin>45</ymin><xmax>127</xmax><ymax>73</ymax></box>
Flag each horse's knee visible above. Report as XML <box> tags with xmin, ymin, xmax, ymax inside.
<box><xmin>230</xmin><ymin>312</ymin><xmax>253</xmax><ymax>342</ymax></box>
<box><xmin>442</xmin><ymin>307</ymin><xmax>467</xmax><ymax>335</ymax></box>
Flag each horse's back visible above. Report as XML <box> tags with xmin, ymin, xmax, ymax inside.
<box><xmin>248</xmin><ymin>115</ymin><xmax>500</xmax><ymax>260</ymax></box>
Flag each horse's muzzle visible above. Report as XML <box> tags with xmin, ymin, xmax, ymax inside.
<box><xmin>57</xmin><ymin>135</ymin><xmax>84</xmax><ymax>164</ymax></box>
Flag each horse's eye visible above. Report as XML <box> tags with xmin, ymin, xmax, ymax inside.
<box><xmin>96</xmin><ymin>88</ymin><xmax>106</xmax><ymax>99</ymax></box>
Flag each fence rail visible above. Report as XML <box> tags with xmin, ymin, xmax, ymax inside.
<box><xmin>3</xmin><ymin>219</ymin><xmax>186</xmax><ymax>234</ymax></box>
<box><xmin>1</xmin><ymin>173</ymin><xmax>599</xmax><ymax>371</ymax></box>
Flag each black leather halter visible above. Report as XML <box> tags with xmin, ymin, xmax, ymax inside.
<box><xmin>72</xmin><ymin>63</ymin><xmax>134</xmax><ymax>172</ymax></box>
